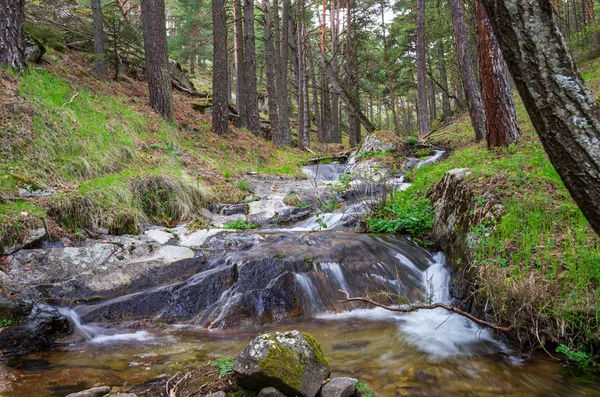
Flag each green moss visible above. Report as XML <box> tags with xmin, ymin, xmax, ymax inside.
<box><xmin>259</xmin><ymin>338</ymin><xmax>303</xmax><ymax>390</ymax></box>
<box><xmin>301</xmin><ymin>332</ymin><xmax>329</xmax><ymax>369</ymax></box>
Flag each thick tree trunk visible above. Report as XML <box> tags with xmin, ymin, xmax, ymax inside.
<box><xmin>475</xmin><ymin>0</ymin><xmax>520</xmax><ymax>148</ymax></box>
<box><xmin>449</xmin><ymin>0</ymin><xmax>487</xmax><ymax>140</ymax></box>
<box><xmin>320</xmin><ymin>0</ymin><xmax>333</xmax><ymax>142</ymax></box>
<box><xmin>91</xmin><ymin>0</ymin><xmax>108</xmax><ymax>78</ymax></box>
<box><xmin>297</xmin><ymin>19</ymin><xmax>306</xmax><ymax>149</ymax></box>
<box><xmin>212</xmin><ymin>0</ymin><xmax>229</xmax><ymax>134</ymax></box>
<box><xmin>233</xmin><ymin>0</ymin><xmax>247</xmax><ymax>127</ymax></box>
<box><xmin>141</xmin><ymin>0</ymin><xmax>174</xmax><ymax>121</ymax></box>
<box><xmin>0</xmin><ymin>0</ymin><xmax>26</xmax><ymax>70</ymax></box>
<box><xmin>416</xmin><ymin>0</ymin><xmax>430</xmax><ymax>138</ymax></box>
<box><xmin>263</xmin><ymin>0</ymin><xmax>282</xmax><ymax>145</ymax></box>
<box><xmin>244</xmin><ymin>0</ymin><xmax>262</xmax><ymax>136</ymax></box>
<box><xmin>302</xmin><ymin>39</ymin><xmax>311</xmax><ymax>149</ymax></box>
<box><xmin>381</xmin><ymin>1</ymin><xmax>400</xmax><ymax>133</ymax></box>
<box><xmin>347</xmin><ymin>0</ymin><xmax>360</xmax><ymax>147</ymax></box>
<box><xmin>278</xmin><ymin>0</ymin><xmax>292</xmax><ymax>145</ymax></box>
<box><xmin>330</xmin><ymin>0</ymin><xmax>341</xmax><ymax>143</ymax></box>
<box><xmin>481</xmin><ymin>0</ymin><xmax>600</xmax><ymax>235</ymax></box>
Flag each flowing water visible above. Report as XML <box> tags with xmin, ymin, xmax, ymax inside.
<box><xmin>2</xmin><ymin>151</ymin><xmax>599</xmax><ymax>396</ymax></box>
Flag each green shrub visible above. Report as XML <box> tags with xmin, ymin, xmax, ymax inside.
<box><xmin>556</xmin><ymin>344</ymin><xmax>598</xmax><ymax>373</ymax></box>
<box><xmin>211</xmin><ymin>358</ymin><xmax>235</xmax><ymax>378</ymax></box>
<box><xmin>223</xmin><ymin>219</ymin><xmax>258</xmax><ymax>230</ymax></box>
<box><xmin>366</xmin><ymin>189</ymin><xmax>434</xmax><ymax>236</ymax></box>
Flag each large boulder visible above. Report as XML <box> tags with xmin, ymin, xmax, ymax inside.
<box><xmin>234</xmin><ymin>331</ymin><xmax>330</xmax><ymax>397</ymax></box>
<box><xmin>355</xmin><ymin>134</ymin><xmax>395</xmax><ymax>158</ymax></box>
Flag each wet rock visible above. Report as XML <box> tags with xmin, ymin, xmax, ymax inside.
<box><xmin>2</xmin><ymin>227</ymin><xmax>47</xmax><ymax>255</ymax></box>
<box><xmin>0</xmin><ymin>303</ymin><xmax>71</xmax><ymax>357</ymax></box>
<box><xmin>168</xmin><ymin>59</ymin><xmax>194</xmax><ymax>91</ymax></box>
<box><xmin>65</xmin><ymin>386</ymin><xmax>110</xmax><ymax>397</ymax></box>
<box><xmin>6</xmin><ymin>238</ymin><xmax>202</xmax><ymax>303</ymax></box>
<box><xmin>258</xmin><ymin>387</ymin><xmax>287</xmax><ymax>397</ymax></box>
<box><xmin>143</xmin><ymin>229</ymin><xmax>173</xmax><ymax>244</ymax></box>
<box><xmin>356</xmin><ymin>134</ymin><xmax>395</xmax><ymax>158</ymax></box>
<box><xmin>179</xmin><ymin>229</ymin><xmax>224</xmax><ymax>249</ymax></box>
<box><xmin>350</xmin><ymin>159</ymin><xmax>389</xmax><ymax>183</ymax></box>
<box><xmin>218</xmin><ymin>203</ymin><xmax>250</xmax><ymax>216</ymax></box>
<box><xmin>274</xmin><ymin>207</ymin><xmax>313</xmax><ymax>225</ymax></box>
<box><xmin>320</xmin><ymin>378</ymin><xmax>357</xmax><ymax>397</ymax></box>
<box><xmin>234</xmin><ymin>330</ymin><xmax>330</xmax><ymax>397</ymax></box>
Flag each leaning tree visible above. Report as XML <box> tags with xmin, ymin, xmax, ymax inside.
<box><xmin>481</xmin><ymin>0</ymin><xmax>600</xmax><ymax>235</ymax></box>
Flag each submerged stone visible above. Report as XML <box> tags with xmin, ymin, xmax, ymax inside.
<box><xmin>65</xmin><ymin>386</ymin><xmax>110</xmax><ymax>397</ymax></box>
<box><xmin>320</xmin><ymin>378</ymin><xmax>357</xmax><ymax>397</ymax></box>
<box><xmin>234</xmin><ymin>330</ymin><xmax>330</xmax><ymax>397</ymax></box>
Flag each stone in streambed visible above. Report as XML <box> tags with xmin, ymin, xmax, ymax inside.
<box><xmin>320</xmin><ymin>378</ymin><xmax>358</xmax><ymax>397</ymax></box>
<box><xmin>259</xmin><ymin>387</ymin><xmax>287</xmax><ymax>397</ymax></box>
<box><xmin>65</xmin><ymin>386</ymin><xmax>110</xmax><ymax>397</ymax></box>
<box><xmin>205</xmin><ymin>392</ymin><xmax>227</xmax><ymax>397</ymax></box>
<box><xmin>234</xmin><ymin>330</ymin><xmax>330</xmax><ymax>397</ymax></box>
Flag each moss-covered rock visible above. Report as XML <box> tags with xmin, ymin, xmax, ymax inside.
<box><xmin>234</xmin><ymin>330</ymin><xmax>330</xmax><ymax>397</ymax></box>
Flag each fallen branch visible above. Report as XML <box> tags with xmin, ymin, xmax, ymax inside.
<box><xmin>338</xmin><ymin>290</ymin><xmax>514</xmax><ymax>333</ymax></box>
<box><xmin>62</xmin><ymin>91</ymin><xmax>79</xmax><ymax>107</ymax></box>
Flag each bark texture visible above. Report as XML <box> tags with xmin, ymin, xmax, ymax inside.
<box><xmin>416</xmin><ymin>0</ymin><xmax>430</xmax><ymax>137</ymax></box>
<box><xmin>91</xmin><ymin>0</ymin><xmax>108</xmax><ymax>78</ymax></box>
<box><xmin>278</xmin><ymin>0</ymin><xmax>291</xmax><ymax>146</ymax></box>
<box><xmin>475</xmin><ymin>0</ymin><xmax>520</xmax><ymax>148</ymax></box>
<box><xmin>233</xmin><ymin>0</ymin><xmax>247</xmax><ymax>127</ymax></box>
<box><xmin>244</xmin><ymin>0</ymin><xmax>262</xmax><ymax>136</ymax></box>
<box><xmin>0</xmin><ymin>0</ymin><xmax>26</xmax><ymax>69</ymax></box>
<box><xmin>449</xmin><ymin>0</ymin><xmax>486</xmax><ymax>141</ymax></box>
<box><xmin>212</xmin><ymin>0</ymin><xmax>229</xmax><ymax>134</ymax></box>
<box><xmin>141</xmin><ymin>0</ymin><xmax>174</xmax><ymax>121</ymax></box>
<box><xmin>263</xmin><ymin>0</ymin><xmax>281</xmax><ymax>145</ymax></box>
<box><xmin>481</xmin><ymin>0</ymin><xmax>600</xmax><ymax>235</ymax></box>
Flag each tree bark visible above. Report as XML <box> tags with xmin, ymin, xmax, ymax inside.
<box><xmin>91</xmin><ymin>0</ymin><xmax>108</xmax><ymax>78</ymax></box>
<box><xmin>141</xmin><ymin>0</ymin><xmax>174</xmax><ymax>121</ymax></box>
<box><xmin>475</xmin><ymin>0</ymin><xmax>520</xmax><ymax>148</ymax></box>
<box><xmin>244</xmin><ymin>0</ymin><xmax>262</xmax><ymax>136</ymax></box>
<box><xmin>320</xmin><ymin>0</ymin><xmax>333</xmax><ymax>142</ymax></box>
<box><xmin>381</xmin><ymin>1</ymin><xmax>400</xmax><ymax>133</ymax></box>
<box><xmin>309</xmin><ymin>46</ymin><xmax>325</xmax><ymax>143</ymax></box>
<box><xmin>278</xmin><ymin>0</ymin><xmax>292</xmax><ymax>145</ymax></box>
<box><xmin>263</xmin><ymin>0</ymin><xmax>282</xmax><ymax>145</ymax></box>
<box><xmin>449</xmin><ymin>0</ymin><xmax>487</xmax><ymax>140</ymax></box>
<box><xmin>212</xmin><ymin>0</ymin><xmax>229</xmax><ymax>134</ymax></box>
<box><xmin>416</xmin><ymin>0</ymin><xmax>430</xmax><ymax>138</ymax></box>
<box><xmin>438</xmin><ymin>40</ymin><xmax>452</xmax><ymax>122</ymax></box>
<box><xmin>481</xmin><ymin>0</ymin><xmax>600</xmax><ymax>235</ymax></box>
<box><xmin>297</xmin><ymin>17</ymin><xmax>307</xmax><ymax>149</ymax></box>
<box><xmin>330</xmin><ymin>0</ymin><xmax>341</xmax><ymax>143</ymax></box>
<box><xmin>233</xmin><ymin>0</ymin><xmax>247</xmax><ymax>127</ymax></box>
<box><xmin>347</xmin><ymin>0</ymin><xmax>360</xmax><ymax>147</ymax></box>
<box><xmin>0</xmin><ymin>0</ymin><xmax>26</xmax><ymax>70</ymax></box>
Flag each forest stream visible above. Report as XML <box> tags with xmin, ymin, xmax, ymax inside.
<box><xmin>1</xmin><ymin>150</ymin><xmax>599</xmax><ymax>397</ymax></box>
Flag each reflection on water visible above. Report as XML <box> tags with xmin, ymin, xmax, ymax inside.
<box><xmin>3</xmin><ymin>316</ymin><xmax>600</xmax><ymax>397</ymax></box>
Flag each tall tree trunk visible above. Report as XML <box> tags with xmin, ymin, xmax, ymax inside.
<box><xmin>0</xmin><ymin>0</ymin><xmax>25</xmax><ymax>70</ymax></box>
<box><xmin>141</xmin><ymin>0</ymin><xmax>174</xmax><ymax>121</ymax></box>
<box><xmin>244</xmin><ymin>0</ymin><xmax>262</xmax><ymax>136</ymax></box>
<box><xmin>475</xmin><ymin>0</ymin><xmax>520</xmax><ymax>148</ymax></box>
<box><xmin>190</xmin><ymin>55</ymin><xmax>196</xmax><ymax>76</ymax></box>
<box><xmin>481</xmin><ymin>0</ymin><xmax>600</xmax><ymax>235</ymax></box>
<box><xmin>330</xmin><ymin>0</ymin><xmax>341</xmax><ymax>143</ymax></box>
<box><xmin>278</xmin><ymin>0</ymin><xmax>292</xmax><ymax>145</ymax></box>
<box><xmin>320</xmin><ymin>0</ymin><xmax>333</xmax><ymax>142</ymax></box>
<box><xmin>212</xmin><ymin>0</ymin><xmax>229</xmax><ymax>134</ymax></box>
<box><xmin>233</xmin><ymin>0</ymin><xmax>247</xmax><ymax>127</ymax></box>
<box><xmin>381</xmin><ymin>0</ymin><xmax>400</xmax><ymax>133</ymax></box>
<box><xmin>91</xmin><ymin>0</ymin><xmax>108</xmax><ymax>78</ymax></box>
<box><xmin>303</xmin><ymin>39</ymin><xmax>311</xmax><ymax>149</ymax></box>
<box><xmin>416</xmin><ymin>0</ymin><xmax>430</xmax><ymax>137</ymax></box>
<box><xmin>438</xmin><ymin>41</ymin><xmax>452</xmax><ymax>122</ymax></box>
<box><xmin>449</xmin><ymin>0</ymin><xmax>487</xmax><ymax>140</ymax></box>
<box><xmin>309</xmin><ymin>46</ymin><xmax>325</xmax><ymax>142</ymax></box>
<box><xmin>263</xmin><ymin>0</ymin><xmax>282</xmax><ymax>146</ymax></box>
<box><xmin>347</xmin><ymin>0</ymin><xmax>360</xmax><ymax>147</ymax></box>
<box><xmin>297</xmin><ymin>18</ymin><xmax>306</xmax><ymax>149</ymax></box>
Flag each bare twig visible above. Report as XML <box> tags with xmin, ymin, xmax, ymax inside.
<box><xmin>62</xmin><ymin>92</ymin><xmax>79</xmax><ymax>108</ymax></box>
<box><xmin>338</xmin><ymin>289</ymin><xmax>514</xmax><ymax>333</ymax></box>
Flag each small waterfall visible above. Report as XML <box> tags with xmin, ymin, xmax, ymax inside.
<box><xmin>415</xmin><ymin>149</ymin><xmax>445</xmax><ymax>169</ymax></box>
<box><xmin>294</xmin><ymin>273</ymin><xmax>320</xmax><ymax>311</ymax></box>
<box><xmin>58</xmin><ymin>308</ymin><xmax>152</xmax><ymax>344</ymax></box>
<box><xmin>302</xmin><ymin>164</ymin><xmax>351</xmax><ymax>181</ymax></box>
<box><xmin>319</xmin><ymin>262</ymin><xmax>350</xmax><ymax>292</ymax></box>
<box><xmin>422</xmin><ymin>252</ymin><xmax>450</xmax><ymax>303</ymax></box>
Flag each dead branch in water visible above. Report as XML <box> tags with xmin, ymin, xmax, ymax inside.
<box><xmin>338</xmin><ymin>289</ymin><xmax>514</xmax><ymax>333</ymax></box>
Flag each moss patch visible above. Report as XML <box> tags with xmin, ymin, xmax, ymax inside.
<box><xmin>259</xmin><ymin>339</ymin><xmax>303</xmax><ymax>390</ymax></box>
<box><xmin>301</xmin><ymin>332</ymin><xmax>329</xmax><ymax>369</ymax></box>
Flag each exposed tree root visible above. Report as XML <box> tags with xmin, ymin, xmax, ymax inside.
<box><xmin>338</xmin><ymin>289</ymin><xmax>514</xmax><ymax>333</ymax></box>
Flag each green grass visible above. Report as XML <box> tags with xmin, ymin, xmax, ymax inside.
<box><xmin>0</xmin><ymin>200</ymin><xmax>46</xmax><ymax>252</ymax></box>
<box><xmin>222</xmin><ymin>219</ymin><xmax>258</xmax><ymax>230</ymax></box>
<box><xmin>397</xmin><ymin>90</ymin><xmax>600</xmax><ymax>351</ymax></box>
<box><xmin>366</xmin><ymin>188</ymin><xmax>434</xmax><ymax>236</ymax></box>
